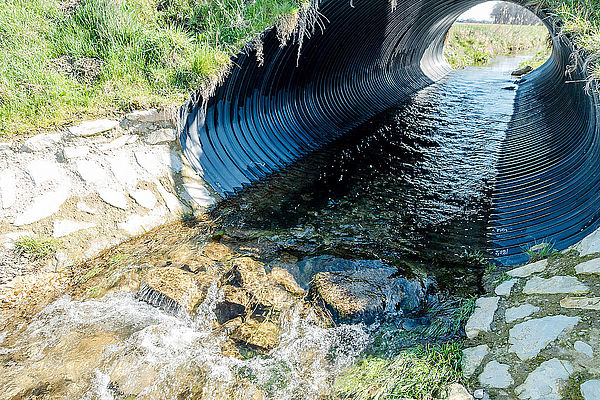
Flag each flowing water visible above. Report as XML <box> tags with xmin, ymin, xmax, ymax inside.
<box><xmin>1</xmin><ymin>57</ymin><xmax>528</xmax><ymax>399</ymax></box>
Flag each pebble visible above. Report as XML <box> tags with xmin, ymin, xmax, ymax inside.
<box><xmin>473</xmin><ymin>389</ymin><xmax>484</xmax><ymax>399</ymax></box>
<box><xmin>507</xmin><ymin>259</ymin><xmax>547</xmax><ymax>278</ymax></box>
<box><xmin>523</xmin><ymin>276</ymin><xmax>588</xmax><ymax>294</ymax></box>
<box><xmin>574</xmin><ymin>340</ymin><xmax>594</xmax><ymax>357</ymax></box>
<box><xmin>68</xmin><ymin>119</ymin><xmax>118</xmax><ymax>137</ymax></box>
<box><xmin>441</xmin><ymin>383</ymin><xmax>473</xmax><ymax>400</ymax></box>
<box><xmin>575</xmin><ymin>258</ymin><xmax>600</xmax><ymax>274</ymax></box>
<box><xmin>21</xmin><ymin>132</ymin><xmax>61</xmax><ymax>152</ymax></box>
<box><xmin>494</xmin><ymin>279</ymin><xmax>517</xmax><ymax>296</ymax></box>
<box><xmin>129</xmin><ymin>190</ymin><xmax>157</xmax><ymax>209</ymax></box>
<box><xmin>465</xmin><ymin>297</ymin><xmax>499</xmax><ymax>339</ymax></box>
<box><xmin>462</xmin><ymin>344</ymin><xmax>489</xmax><ymax>377</ymax></box>
<box><xmin>581</xmin><ymin>380</ymin><xmax>600</xmax><ymax>400</ymax></box>
<box><xmin>478</xmin><ymin>361</ymin><xmax>513</xmax><ymax>389</ymax></box>
<box><xmin>509</xmin><ymin>315</ymin><xmax>580</xmax><ymax>360</ymax></box>
<box><xmin>0</xmin><ymin>169</ymin><xmax>17</xmax><ymax>209</ymax></box>
<box><xmin>515</xmin><ymin>358</ymin><xmax>572</xmax><ymax>400</ymax></box>
<box><xmin>560</xmin><ymin>297</ymin><xmax>600</xmax><ymax>310</ymax></box>
<box><xmin>505</xmin><ymin>304</ymin><xmax>539</xmax><ymax>323</ymax></box>
<box><xmin>14</xmin><ymin>189</ymin><xmax>70</xmax><ymax>226</ymax></box>
<box><xmin>97</xmin><ymin>188</ymin><xmax>129</xmax><ymax>210</ymax></box>
<box><xmin>53</xmin><ymin>219</ymin><xmax>96</xmax><ymax>238</ymax></box>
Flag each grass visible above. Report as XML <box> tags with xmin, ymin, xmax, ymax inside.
<box><xmin>535</xmin><ymin>0</ymin><xmax>600</xmax><ymax>85</ymax></box>
<box><xmin>334</xmin><ymin>343</ymin><xmax>463</xmax><ymax>400</ymax></box>
<box><xmin>14</xmin><ymin>235</ymin><xmax>61</xmax><ymax>260</ymax></box>
<box><xmin>523</xmin><ymin>240</ymin><xmax>559</xmax><ymax>261</ymax></box>
<box><xmin>0</xmin><ymin>0</ymin><xmax>301</xmax><ymax>137</ymax></box>
<box><xmin>444</xmin><ymin>23</ymin><xmax>551</xmax><ymax>68</ymax></box>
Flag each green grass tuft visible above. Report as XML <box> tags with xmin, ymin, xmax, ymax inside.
<box><xmin>14</xmin><ymin>235</ymin><xmax>61</xmax><ymax>260</ymax></box>
<box><xmin>523</xmin><ymin>240</ymin><xmax>559</xmax><ymax>261</ymax></box>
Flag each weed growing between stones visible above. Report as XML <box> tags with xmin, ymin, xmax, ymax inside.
<box><xmin>524</xmin><ymin>240</ymin><xmax>560</xmax><ymax>261</ymax></box>
<box><xmin>13</xmin><ymin>235</ymin><xmax>61</xmax><ymax>261</ymax></box>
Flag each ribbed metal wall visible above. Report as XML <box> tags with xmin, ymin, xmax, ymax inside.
<box><xmin>179</xmin><ymin>0</ymin><xmax>600</xmax><ymax>265</ymax></box>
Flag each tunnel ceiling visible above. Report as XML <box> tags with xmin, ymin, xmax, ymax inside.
<box><xmin>178</xmin><ymin>0</ymin><xmax>600</xmax><ymax>265</ymax></box>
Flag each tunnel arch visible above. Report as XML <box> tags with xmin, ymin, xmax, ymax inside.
<box><xmin>178</xmin><ymin>0</ymin><xmax>600</xmax><ymax>265</ymax></box>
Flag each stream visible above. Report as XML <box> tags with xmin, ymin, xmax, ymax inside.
<box><xmin>1</xmin><ymin>56</ymin><xmax>528</xmax><ymax>399</ymax></box>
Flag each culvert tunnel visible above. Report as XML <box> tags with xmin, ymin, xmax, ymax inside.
<box><xmin>178</xmin><ymin>0</ymin><xmax>600</xmax><ymax>265</ymax></box>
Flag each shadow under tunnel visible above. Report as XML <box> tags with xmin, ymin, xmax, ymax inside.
<box><xmin>179</xmin><ymin>0</ymin><xmax>600</xmax><ymax>266</ymax></box>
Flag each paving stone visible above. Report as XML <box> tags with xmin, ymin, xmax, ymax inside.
<box><xmin>573</xmin><ymin>227</ymin><xmax>600</xmax><ymax>256</ymax></box>
<box><xmin>0</xmin><ymin>142</ymin><xmax>11</xmax><ymax>150</ymax></box>
<box><xmin>97</xmin><ymin>189</ymin><xmax>129</xmax><ymax>210</ymax></box>
<box><xmin>478</xmin><ymin>361</ymin><xmax>513</xmax><ymax>389</ymax></box>
<box><xmin>574</xmin><ymin>340</ymin><xmax>594</xmax><ymax>357</ymax></box>
<box><xmin>575</xmin><ymin>258</ymin><xmax>600</xmax><ymax>274</ymax></box>
<box><xmin>109</xmin><ymin>156</ymin><xmax>139</xmax><ymax>188</ymax></box>
<box><xmin>0</xmin><ymin>169</ymin><xmax>17</xmax><ymax>209</ymax></box>
<box><xmin>581</xmin><ymin>380</ymin><xmax>600</xmax><ymax>400</ymax></box>
<box><xmin>129</xmin><ymin>190</ymin><xmax>157</xmax><ymax>209</ymax></box>
<box><xmin>126</xmin><ymin>108</ymin><xmax>170</xmax><ymax>122</ymax></box>
<box><xmin>465</xmin><ymin>297</ymin><xmax>499</xmax><ymax>339</ymax></box>
<box><xmin>462</xmin><ymin>344</ymin><xmax>489</xmax><ymax>377</ymax></box>
<box><xmin>21</xmin><ymin>133</ymin><xmax>61</xmax><ymax>152</ymax></box>
<box><xmin>505</xmin><ymin>304</ymin><xmax>539</xmax><ymax>323</ymax></box>
<box><xmin>523</xmin><ymin>276</ymin><xmax>588</xmax><ymax>295</ymax></box>
<box><xmin>515</xmin><ymin>358</ymin><xmax>572</xmax><ymax>400</ymax></box>
<box><xmin>62</xmin><ymin>146</ymin><xmax>90</xmax><ymax>159</ymax></box>
<box><xmin>182</xmin><ymin>183</ymin><xmax>214</xmax><ymax>207</ymax></box>
<box><xmin>53</xmin><ymin>219</ymin><xmax>96</xmax><ymax>238</ymax></box>
<box><xmin>440</xmin><ymin>383</ymin><xmax>473</xmax><ymax>400</ymax></box>
<box><xmin>560</xmin><ymin>297</ymin><xmax>600</xmax><ymax>310</ymax></box>
<box><xmin>77</xmin><ymin>201</ymin><xmax>97</xmax><ymax>215</ymax></box>
<box><xmin>26</xmin><ymin>159</ymin><xmax>62</xmax><ymax>185</ymax></box>
<box><xmin>169</xmin><ymin>150</ymin><xmax>184</xmax><ymax>172</ymax></box>
<box><xmin>68</xmin><ymin>119</ymin><xmax>118</xmax><ymax>136</ymax></box>
<box><xmin>155</xmin><ymin>180</ymin><xmax>185</xmax><ymax>214</ymax></box>
<box><xmin>76</xmin><ymin>160</ymin><xmax>109</xmax><ymax>185</ymax></box>
<box><xmin>509</xmin><ymin>315</ymin><xmax>580</xmax><ymax>360</ymax></box>
<box><xmin>14</xmin><ymin>189</ymin><xmax>70</xmax><ymax>226</ymax></box>
<box><xmin>99</xmin><ymin>135</ymin><xmax>135</xmax><ymax>151</ymax></box>
<box><xmin>145</xmin><ymin>128</ymin><xmax>176</xmax><ymax>145</ymax></box>
<box><xmin>495</xmin><ymin>279</ymin><xmax>517</xmax><ymax>296</ymax></box>
<box><xmin>507</xmin><ymin>259</ymin><xmax>547</xmax><ymax>278</ymax></box>
<box><xmin>134</xmin><ymin>150</ymin><xmax>165</xmax><ymax>177</ymax></box>
<box><xmin>117</xmin><ymin>208</ymin><xmax>167</xmax><ymax>236</ymax></box>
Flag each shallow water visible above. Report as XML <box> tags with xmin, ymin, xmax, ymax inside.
<box><xmin>216</xmin><ymin>56</ymin><xmax>527</xmax><ymax>295</ymax></box>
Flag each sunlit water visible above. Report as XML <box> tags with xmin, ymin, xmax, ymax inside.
<box><xmin>1</xmin><ymin>57</ymin><xmax>528</xmax><ymax>399</ymax></box>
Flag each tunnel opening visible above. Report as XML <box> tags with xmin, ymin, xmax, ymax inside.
<box><xmin>179</xmin><ymin>0</ymin><xmax>600</xmax><ymax>268</ymax></box>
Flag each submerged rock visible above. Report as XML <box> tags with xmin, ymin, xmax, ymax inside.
<box><xmin>511</xmin><ymin>65</ymin><xmax>533</xmax><ymax>76</ymax></box>
<box><xmin>308</xmin><ymin>267</ymin><xmax>426</xmax><ymax>323</ymax></box>
<box><xmin>138</xmin><ymin>267</ymin><xmax>210</xmax><ymax>313</ymax></box>
<box><xmin>229</xmin><ymin>318</ymin><xmax>281</xmax><ymax>351</ymax></box>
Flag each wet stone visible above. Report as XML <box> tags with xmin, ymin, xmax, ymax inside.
<box><xmin>478</xmin><ymin>361</ymin><xmax>513</xmax><ymax>389</ymax></box>
<box><xmin>465</xmin><ymin>297</ymin><xmax>499</xmax><ymax>339</ymax></box>
<box><xmin>507</xmin><ymin>259</ymin><xmax>547</xmax><ymax>278</ymax></box>
<box><xmin>574</xmin><ymin>340</ymin><xmax>594</xmax><ymax>357</ymax></box>
<box><xmin>230</xmin><ymin>318</ymin><xmax>280</xmax><ymax>352</ymax></box>
<box><xmin>509</xmin><ymin>315</ymin><xmax>580</xmax><ymax>360</ymax></box>
<box><xmin>523</xmin><ymin>276</ymin><xmax>588</xmax><ymax>295</ymax></box>
<box><xmin>581</xmin><ymin>380</ymin><xmax>600</xmax><ymax>400</ymax></box>
<box><xmin>139</xmin><ymin>267</ymin><xmax>209</xmax><ymax>314</ymax></box>
<box><xmin>462</xmin><ymin>344</ymin><xmax>489</xmax><ymax>377</ymax></box>
<box><xmin>575</xmin><ymin>258</ymin><xmax>600</xmax><ymax>274</ymax></box>
<box><xmin>560</xmin><ymin>297</ymin><xmax>600</xmax><ymax>310</ymax></box>
<box><xmin>505</xmin><ymin>304</ymin><xmax>539</xmax><ymax>323</ymax></box>
<box><xmin>182</xmin><ymin>183</ymin><xmax>215</xmax><ymax>208</ymax></box>
<box><xmin>495</xmin><ymin>279</ymin><xmax>517</xmax><ymax>296</ymax></box>
<box><xmin>515</xmin><ymin>358</ymin><xmax>572</xmax><ymax>400</ymax></box>
<box><xmin>308</xmin><ymin>267</ymin><xmax>426</xmax><ymax>324</ymax></box>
